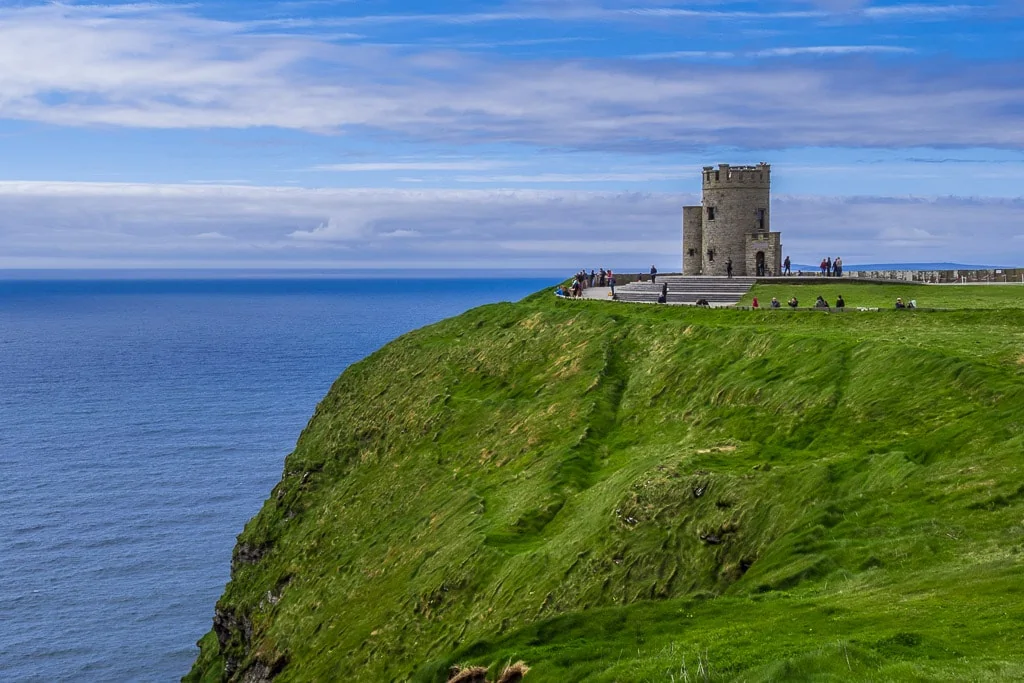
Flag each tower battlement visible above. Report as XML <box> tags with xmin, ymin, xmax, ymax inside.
<box><xmin>702</xmin><ymin>163</ymin><xmax>770</xmax><ymax>190</ymax></box>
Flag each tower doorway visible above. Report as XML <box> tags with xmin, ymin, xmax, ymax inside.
<box><xmin>756</xmin><ymin>251</ymin><xmax>766</xmax><ymax>277</ymax></box>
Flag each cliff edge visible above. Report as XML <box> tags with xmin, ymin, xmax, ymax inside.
<box><xmin>187</xmin><ymin>289</ymin><xmax>1024</xmax><ymax>682</ymax></box>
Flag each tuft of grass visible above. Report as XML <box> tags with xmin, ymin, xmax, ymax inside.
<box><xmin>187</xmin><ymin>284</ymin><xmax>1024</xmax><ymax>682</ymax></box>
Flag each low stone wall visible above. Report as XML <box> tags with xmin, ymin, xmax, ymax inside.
<box><xmin>584</xmin><ymin>272</ymin><xmax>683</xmax><ymax>285</ymax></box>
<box><xmin>756</xmin><ymin>276</ymin><xmax>924</xmax><ymax>286</ymax></box>
<box><xmin>844</xmin><ymin>269</ymin><xmax>1024</xmax><ymax>284</ymax></box>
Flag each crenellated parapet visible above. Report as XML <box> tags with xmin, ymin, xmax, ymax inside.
<box><xmin>702</xmin><ymin>163</ymin><xmax>770</xmax><ymax>190</ymax></box>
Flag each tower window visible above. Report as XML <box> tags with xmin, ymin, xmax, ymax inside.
<box><xmin>707</xmin><ymin>206</ymin><xmax>716</xmax><ymax>221</ymax></box>
<box><xmin>707</xmin><ymin>249</ymin><xmax>715</xmax><ymax>262</ymax></box>
<box><xmin>688</xmin><ymin>248</ymin><xmax>696</xmax><ymax>257</ymax></box>
<box><xmin>757</xmin><ymin>208</ymin><xmax>766</xmax><ymax>231</ymax></box>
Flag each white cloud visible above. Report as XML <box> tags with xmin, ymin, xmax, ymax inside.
<box><xmin>862</xmin><ymin>4</ymin><xmax>975</xmax><ymax>19</ymax></box>
<box><xmin>632</xmin><ymin>45</ymin><xmax>914</xmax><ymax>60</ymax></box>
<box><xmin>0</xmin><ymin>181</ymin><xmax>1021</xmax><ymax>268</ymax></box>
<box><xmin>752</xmin><ymin>45</ymin><xmax>915</xmax><ymax>57</ymax></box>
<box><xmin>0</xmin><ymin>4</ymin><xmax>1019</xmax><ymax>150</ymax></box>
<box><xmin>311</xmin><ymin>161</ymin><xmax>512</xmax><ymax>172</ymax></box>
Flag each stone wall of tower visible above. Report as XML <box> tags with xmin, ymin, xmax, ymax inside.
<box><xmin>700</xmin><ymin>163</ymin><xmax>771</xmax><ymax>277</ymax></box>
<box><xmin>682</xmin><ymin>206</ymin><xmax>703</xmax><ymax>275</ymax></box>
<box><xmin>745</xmin><ymin>232</ymin><xmax>782</xmax><ymax>276</ymax></box>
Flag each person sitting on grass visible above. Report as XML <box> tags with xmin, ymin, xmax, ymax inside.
<box><xmin>555</xmin><ymin>285</ymin><xmax>567</xmax><ymax>297</ymax></box>
<box><xmin>788</xmin><ymin>297</ymin><xmax>799</xmax><ymax>308</ymax></box>
<box><xmin>752</xmin><ymin>296</ymin><xmax>760</xmax><ymax>309</ymax></box>
<box><xmin>836</xmin><ymin>294</ymin><xmax>845</xmax><ymax>310</ymax></box>
<box><xmin>695</xmin><ymin>298</ymin><xmax>710</xmax><ymax>308</ymax></box>
<box><xmin>771</xmin><ymin>297</ymin><xmax>781</xmax><ymax>309</ymax></box>
<box><xmin>815</xmin><ymin>295</ymin><xmax>830</xmax><ymax>309</ymax></box>
<box><xmin>908</xmin><ymin>299</ymin><xmax>917</xmax><ymax>309</ymax></box>
<box><xmin>895</xmin><ymin>297</ymin><xmax>906</xmax><ymax>309</ymax></box>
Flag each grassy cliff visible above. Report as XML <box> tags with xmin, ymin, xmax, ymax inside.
<box><xmin>187</xmin><ymin>285</ymin><xmax>1024</xmax><ymax>682</ymax></box>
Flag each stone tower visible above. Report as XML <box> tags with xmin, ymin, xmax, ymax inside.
<box><xmin>681</xmin><ymin>163</ymin><xmax>781</xmax><ymax>277</ymax></box>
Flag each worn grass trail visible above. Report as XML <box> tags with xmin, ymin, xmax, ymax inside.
<box><xmin>188</xmin><ymin>285</ymin><xmax>1024</xmax><ymax>682</ymax></box>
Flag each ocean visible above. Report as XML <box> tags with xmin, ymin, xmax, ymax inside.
<box><xmin>0</xmin><ymin>274</ymin><xmax>557</xmax><ymax>682</ymax></box>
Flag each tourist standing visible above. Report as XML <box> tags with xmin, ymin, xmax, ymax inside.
<box><xmin>650</xmin><ymin>264</ymin><xmax>658</xmax><ymax>283</ymax></box>
<box><xmin>783</xmin><ymin>256</ymin><xmax>791</xmax><ymax>275</ymax></box>
<box><xmin>726</xmin><ymin>259</ymin><xmax>733</xmax><ymax>278</ymax></box>
<box><xmin>599</xmin><ymin>269</ymin><xmax>606</xmax><ymax>287</ymax></box>
<box><xmin>589</xmin><ymin>270</ymin><xmax>596</xmax><ymax>287</ymax></box>
<box><xmin>608</xmin><ymin>270</ymin><xmax>616</xmax><ymax>295</ymax></box>
<box><xmin>826</xmin><ymin>257</ymin><xmax>832</xmax><ymax>277</ymax></box>
<box><xmin>834</xmin><ymin>257</ymin><xmax>843</xmax><ymax>277</ymax></box>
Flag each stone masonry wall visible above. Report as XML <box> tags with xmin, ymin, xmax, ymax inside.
<box><xmin>682</xmin><ymin>206</ymin><xmax>703</xmax><ymax>275</ymax></box>
<box><xmin>745</xmin><ymin>232</ymin><xmax>782</xmax><ymax>277</ymax></box>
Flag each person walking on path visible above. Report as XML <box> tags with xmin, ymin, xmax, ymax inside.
<box><xmin>783</xmin><ymin>256</ymin><xmax>791</xmax><ymax>276</ymax></box>
<box><xmin>650</xmin><ymin>264</ymin><xmax>658</xmax><ymax>283</ymax></box>
<box><xmin>726</xmin><ymin>258</ymin><xmax>733</xmax><ymax>278</ymax></box>
<box><xmin>608</xmin><ymin>270</ymin><xmax>616</xmax><ymax>296</ymax></box>
<box><xmin>820</xmin><ymin>258</ymin><xmax>827</xmax><ymax>276</ymax></box>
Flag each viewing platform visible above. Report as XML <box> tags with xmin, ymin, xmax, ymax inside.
<box><xmin>585</xmin><ymin>275</ymin><xmax>757</xmax><ymax>307</ymax></box>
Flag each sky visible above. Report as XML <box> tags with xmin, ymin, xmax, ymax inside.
<box><xmin>0</xmin><ymin>0</ymin><xmax>1022</xmax><ymax>269</ymax></box>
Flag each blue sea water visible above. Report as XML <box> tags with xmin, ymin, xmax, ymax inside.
<box><xmin>0</xmin><ymin>275</ymin><xmax>556</xmax><ymax>682</ymax></box>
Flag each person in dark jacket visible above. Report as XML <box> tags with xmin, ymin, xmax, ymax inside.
<box><xmin>836</xmin><ymin>294</ymin><xmax>845</xmax><ymax>310</ymax></box>
<box><xmin>815</xmin><ymin>295</ymin><xmax>830</xmax><ymax>309</ymax></box>
<box><xmin>650</xmin><ymin>264</ymin><xmax>658</xmax><ymax>283</ymax></box>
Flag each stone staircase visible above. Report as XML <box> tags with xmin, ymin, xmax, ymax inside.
<box><xmin>612</xmin><ymin>276</ymin><xmax>756</xmax><ymax>306</ymax></box>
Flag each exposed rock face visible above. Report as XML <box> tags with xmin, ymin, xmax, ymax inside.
<box><xmin>212</xmin><ymin>607</ymin><xmax>252</xmax><ymax>678</ymax></box>
<box><xmin>231</xmin><ymin>543</ymin><xmax>268</xmax><ymax>576</ymax></box>
<box><xmin>239</xmin><ymin>661</ymin><xmax>277</xmax><ymax>683</ymax></box>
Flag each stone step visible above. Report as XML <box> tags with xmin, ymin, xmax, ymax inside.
<box><xmin>612</xmin><ymin>274</ymin><xmax>756</xmax><ymax>306</ymax></box>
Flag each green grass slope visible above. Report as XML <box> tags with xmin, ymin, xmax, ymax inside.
<box><xmin>187</xmin><ymin>285</ymin><xmax>1024</xmax><ymax>683</ymax></box>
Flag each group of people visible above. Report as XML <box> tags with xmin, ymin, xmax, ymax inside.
<box><xmin>748</xmin><ymin>294</ymin><xmax>916</xmax><ymax>311</ymax></box>
<box><xmin>751</xmin><ymin>294</ymin><xmax>845</xmax><ymax>310</ymax></box>
<box><xmin>819</xmin><ymin>256</ymin><xmax>844</xmax><ymax>277</ymax></box>
<box><xmin>556</xmin><ymin>268</ymin><xmax>617</xmax><ymax>299</ymax></box>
